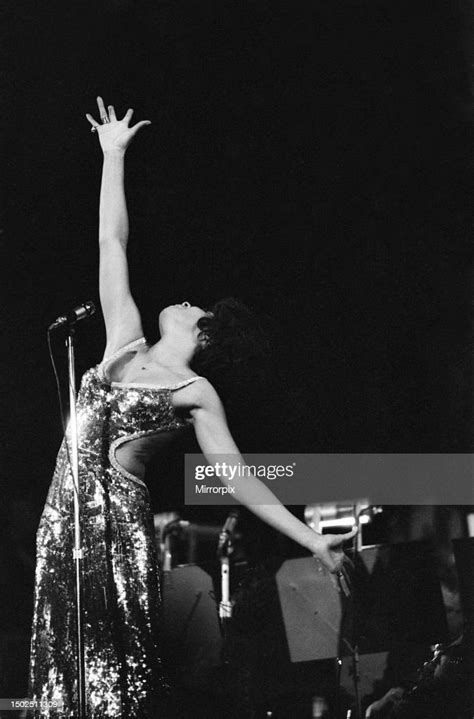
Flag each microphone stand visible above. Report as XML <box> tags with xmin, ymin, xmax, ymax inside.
<box><xmin>218</xmin><ymin>537</ymin><xmax>233</xmax><ymax>624</ymax></box>
<box><xmin>217</xmin><ymin>529</ymin><xmax>234</xmax><ymax>643</ymax></box>
<box><xmin>349</xmin><ymin>504</ymin><xmax>384</xmax><ymax>718</ymax></box>
<box><xmin>345</xmin><ymin>502</ymin><xmax>373</xmax><ymax>719</ymax></box>
<box><xmin>66</xmin><ymin>328</ymin><xmax>86</xmax><ymax>719</ymax></box>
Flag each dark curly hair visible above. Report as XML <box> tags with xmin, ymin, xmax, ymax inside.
<box><xmin>190</xmin><ymin>297</ymin><xmax>274</xmax><ymax>403</ymax></box>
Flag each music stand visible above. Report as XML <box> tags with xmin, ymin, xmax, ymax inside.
<box><xmin>275</xmin><ymin>557</ymin><xmax>354</xmax><ymax>663</ymax></box>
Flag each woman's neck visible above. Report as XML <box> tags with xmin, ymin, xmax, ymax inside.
<box><xmin>146</xmin><ymin>335</ymin><xmax>195</xmax><ymax>370</ymax></box>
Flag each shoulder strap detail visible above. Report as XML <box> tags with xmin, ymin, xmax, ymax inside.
<box><xmin>169</xmin><ymin>376</ymin><xmax>205</xmax><ymax>391</ymax></box>
<box><xmin>103</xmin><ymin>337</ymin><xmax>147</xmax><ymax>363</ymax></box>
<box><xmin>98</xmin><ymin>337</ymin><xmax>147</xmax><ymax>381</ymax></box>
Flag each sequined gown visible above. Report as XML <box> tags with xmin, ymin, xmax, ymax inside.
<box><xmin>30</xmin><ymin>338</ymin><xmax>202</xmax><ymax>718</ymax></box>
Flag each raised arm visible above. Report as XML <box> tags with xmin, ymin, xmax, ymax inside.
<box><xmin>186</xmin><ymin>381</ymin><xmax>356</xmax><ymax>574</ymax></box>
<box><xmin>86</xmin><ymin>97</ymin><xmax>151</xmax><ymax>357</ymax></box>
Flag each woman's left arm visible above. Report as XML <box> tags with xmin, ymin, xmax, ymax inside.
<box><xmin>189</xmin><ymin>381</ymin><xmax>356</xmax><ymax>573</ymax></box>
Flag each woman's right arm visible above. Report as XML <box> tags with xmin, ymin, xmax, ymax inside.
<box><xmin>86</xmin><ymin>97</ymin><xmax>151</xmax><ymax>357</ymax></box>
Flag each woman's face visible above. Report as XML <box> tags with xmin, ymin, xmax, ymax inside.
<box><xmin>158</xmin><ymin>302</ymin><xmax>210</xmax><ymax>336</ymax></box>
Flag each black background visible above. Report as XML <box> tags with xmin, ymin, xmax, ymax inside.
<box><xmin>1</xmin><ymin>0</ymin><xmax>474</xmax><ymax>699</ymax></box>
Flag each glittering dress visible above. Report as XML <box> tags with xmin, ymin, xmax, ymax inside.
<box><xmin>29</xmin><ymin>338</ymin><xmax>203</xmax><ymax>718</ymax></box>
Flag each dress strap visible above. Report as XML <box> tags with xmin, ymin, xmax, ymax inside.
<box><xmin>169</xmin><ymin>376</ymin><xmax>205</xmax><ymax>391</ymax></box>
<box><xmin>110</xmin><ymin>376</ymin><xmax>206</xmax><ymax>391</ymax></box>
<box><xmin>98</xmin><ymin>337</ymin><xmax>147</xmax><ymax>382</ymax></box>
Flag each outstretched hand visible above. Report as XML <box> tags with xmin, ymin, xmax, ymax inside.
<box><xmin>86</xmin><ymin>97</ymin><xmax>151</xmax><ymax>153</ymax></box>
<box><xmin>310</xmin><ymin>525</ymin><xmax>357</xmax><ymax>574</ymax></box>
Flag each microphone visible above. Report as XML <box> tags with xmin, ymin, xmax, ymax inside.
<box><xmin>218</xmin><ymin>510</ymin><xmax>240</xmax><ymax>620</ymax></box>
<box><xmin>217</xmin><ymin>509</ymin><xmax>240</xmax><ymax>556</ymax></box>
<box><xmin>48</xmin><ymin>301</ymin><xmax>96</xmax><ymax>331</ymax></box>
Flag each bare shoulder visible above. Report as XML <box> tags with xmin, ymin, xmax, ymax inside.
<box><xmin>171</xmin><ymin>377</ymin><xmax>224</xmax><ymax>412</ymax></box>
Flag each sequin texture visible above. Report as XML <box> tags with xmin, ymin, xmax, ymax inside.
<box><xmin>29</xmin><ymin>338</ymin><xmax>200</xmax><ymax>717</ymax></box>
